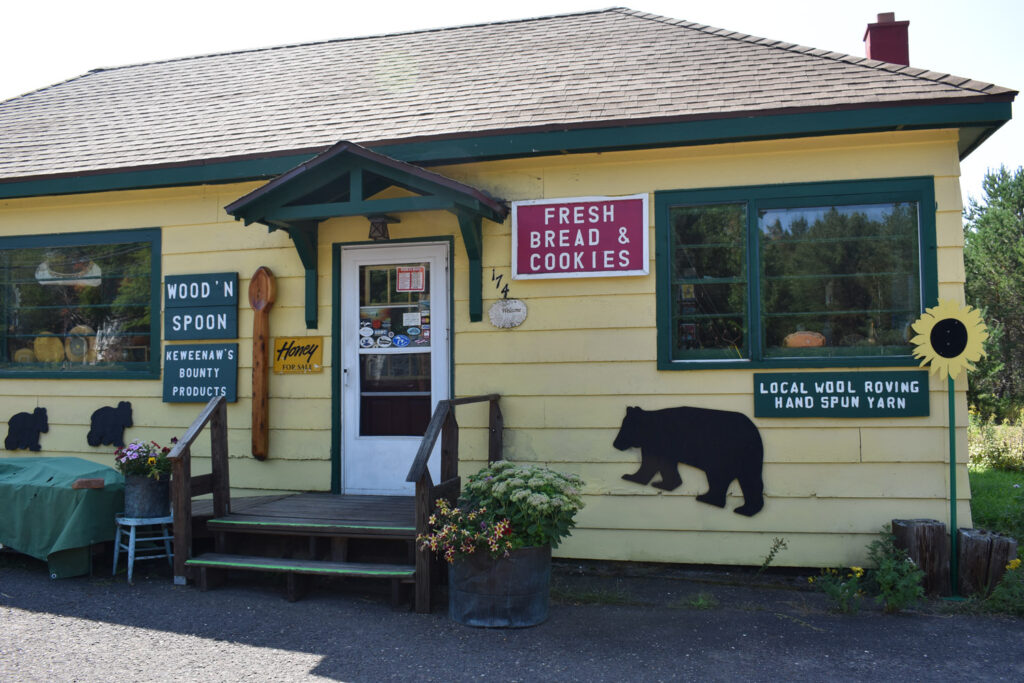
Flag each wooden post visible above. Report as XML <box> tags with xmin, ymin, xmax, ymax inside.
<box><xmin>210</xmin><ymin>398</ymin><xmax>230</xmax><ymax>517</ymax></box>
<box><xmin>440</xmin><ymin>410</ymin><xmax>458</xmax><ymax>483</ymax></box>
<box><xmin>488</xmin><ymin>398</ymin><xmax>503</xmax><ymax>463</ymax></box>
<box><xmin>892</xmin><ymin>518</ymin><xmax>950</xmax><ymax>596</ymax></box>
<box><xmin>171</xmin><ymin>445</ymin><xmax>193</xmax><ymax>585</ymax></box>
<box><xmin>414</xmin><ymin>472</ymin><xmax>434</xmax><ymax>614</ymax></box>
<box><xmin>958</xmin><ymin>528</ymin><xmax>1019</xmax><ymax>596</ymax></box>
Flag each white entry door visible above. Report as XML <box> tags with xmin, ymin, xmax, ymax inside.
<box><xmin>340</xmin><ymin>243</ymin><xmax>449</xmax><ymax>495</ymax></box>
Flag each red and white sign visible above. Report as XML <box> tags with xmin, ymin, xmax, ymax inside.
<box><xmin>396</xmin><ymin>266</ymin><xmax>425</xmax><ymax>292</ymax></box>
<box><xmin>511</xmin><ymin>194</ymin><xmax>649</xmax><ymax>279</ymax></box>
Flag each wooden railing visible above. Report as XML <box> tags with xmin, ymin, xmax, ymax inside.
<box><xmin>405</xmin><ymin>394</ymin><xmax>503</xmax><ymax>613</ymax></box>
<box><xmin>167</xmin><ymin>395</ymin><xmax>231</xmax><ymax>585</ymax></box>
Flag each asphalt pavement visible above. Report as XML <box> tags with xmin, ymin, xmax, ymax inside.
<box><xmin>1</xmin><ymin>551</ymin><xmax>1022</xmax><ymax>682</ymax></box>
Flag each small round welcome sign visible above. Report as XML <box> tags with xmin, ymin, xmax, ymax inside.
<box><xmin>488</xmin><ymin>299</ymin><xmax>528</xmax><ymax>329</ymax></box>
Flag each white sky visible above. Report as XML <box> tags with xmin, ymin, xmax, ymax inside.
<box><xmin>2</xmin><ymin>0</ymin><xmax>1019</xmax><ymax>208</ymax></box>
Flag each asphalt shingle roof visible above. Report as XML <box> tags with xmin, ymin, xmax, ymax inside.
<box><xmin>0</xmin><ymin>7</ymin><xmax>1014</xmax><ymax>182</ymax></box>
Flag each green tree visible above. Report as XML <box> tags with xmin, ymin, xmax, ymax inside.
<box><xmin>964</xmin><ymin>165</ymin><xmax>1024</xmax><ymax>419</ymax></box>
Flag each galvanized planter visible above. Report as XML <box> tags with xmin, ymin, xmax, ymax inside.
<box><xmin>123</xmin><ymin>474</ymin><xmax>170</xmax><ymax>518</ymax></box>
<box><xmin>448</xmin><ymin>545</ymin><xmax>551</xmax><ymax>628</ymax></box>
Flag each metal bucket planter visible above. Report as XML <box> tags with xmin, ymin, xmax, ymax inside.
<box><xmin>449</xmin><ymin>546</ymin><xmax>551</xmax><ymax>628</ymax></box>
<box><xmin>123</xmin><ymin>474</ymin><xmax>171</xmax><ymax>518</ymax></box>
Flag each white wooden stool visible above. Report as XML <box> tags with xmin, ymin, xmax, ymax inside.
<box><xmin>113</xmin><ymin>514</ymin><xmax>174</xmax><ymax>583</ymax></box>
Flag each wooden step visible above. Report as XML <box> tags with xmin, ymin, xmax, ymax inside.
<box><xmin>186</xmin><ymin>552</ymin><xmax>415</xmax><ymax>603</ymax></box>
<box><xmin>206</xmin><ymin>516</ymin><xmax>415</xmax><ymax>539</ymax></box>
<box><xmin>203</xmin><ymin>493</ymin><xmax>416</xmax><ymax>540</ymax></box>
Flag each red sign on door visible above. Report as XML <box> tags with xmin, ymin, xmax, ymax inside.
<box><xmin>396</xmin><ymin>266</ymin><xmax>425</xmax><ymax>292</ymax></box>
<box><xmin>511</xmin><ymin>194</ymin><xmax>649</xmax><ymax>279</ymax></box>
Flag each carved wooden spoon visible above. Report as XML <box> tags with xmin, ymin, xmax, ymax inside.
<box><xmin>249</xmin><ymin>266</ymin><xmax>276</xmax><ymax>460</ymax></box>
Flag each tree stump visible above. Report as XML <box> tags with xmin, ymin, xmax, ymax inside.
<box><xmin>892</xmin><ymin>519</ymin><xmax>950</xmax><ymax>596</ymax></box>
<box><xmin>957</xmin><ymin>528</ymin><xmax>1019</xmax><ymax>597</ymax></box>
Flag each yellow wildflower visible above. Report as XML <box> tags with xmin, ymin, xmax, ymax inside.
<box><xmin>1006</xmin><ymin>558</ymin><xmax>1021</xmax><ymax>571</ymax></box>
<box><xmin>851</xmin><ymin>566</ymin><xmax>864</xmax><ymax>578</ymax></box>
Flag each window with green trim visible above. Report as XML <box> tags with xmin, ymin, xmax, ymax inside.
<box><xmin>656</xmin><ymin>178</ymin><xmax>937</xmax><ymax>369</ymax></box>
<box><xmin>0</xmin><ymin>228</ymin><xmax>161</xmax><ymax>377</ymax></box>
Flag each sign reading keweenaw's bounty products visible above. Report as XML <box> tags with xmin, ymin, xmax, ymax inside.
<box><xmin>163</xmin><ymin>272</ymin><xmax>239</xmax><ymax>403</ymax></box>
<box><xmin>163</xmin><ymin>343</ymin><xmax>238</xmax><ymax>402</ymax></box>
<box><xmin>511</xmin><ymin>194</ymin><xmax>649</xmax><ymax>279</ymax></box>
<box><xmin>753</xmin><ymin>371</ymin><xmax>930</xmax><ymax>418</ymax></box>
<box><xmin>164</xmin><ymin>272</ymin><xmax>238</xmax><ymax>340</ymax></box>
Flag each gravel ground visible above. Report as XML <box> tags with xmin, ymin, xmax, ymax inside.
<box><xmin>1</xmin><ymin>552</ymin><xmax>1023</xmax><ymax>682</ymax></box>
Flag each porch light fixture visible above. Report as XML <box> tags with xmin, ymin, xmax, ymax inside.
<box><xmin>367</xmin><ymin>215</ymin><xmax>399</xmax><ymax>241</ymax></box>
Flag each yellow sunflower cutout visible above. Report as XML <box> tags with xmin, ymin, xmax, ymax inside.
<box><xmin>910</xmin><ymin>299</ymin><xmax>988</xmax><ymax>379</ymax></box>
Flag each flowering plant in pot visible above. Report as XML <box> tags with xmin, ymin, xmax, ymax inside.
<box><xmin>114</xmin><ymin>438</ymin><xmax>176</xmax><ymax>479</ymax></box>
<box><xmin>114</xmin><ymin>438</ymin><xmax>177</xmax><ymax>518</ymax></box>
<box><xmin>419</xmin><ymin>461</ymin><xmax>585</xmax><ymax>627</ymax></box>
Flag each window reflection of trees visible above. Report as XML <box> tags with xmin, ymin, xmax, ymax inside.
<box><xmin>759</xmin><ymin>203</ymin><xmax>919</xmax><ymax>355</ymax></box>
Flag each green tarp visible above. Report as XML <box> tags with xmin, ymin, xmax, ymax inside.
<box><xmin>0</xmin><ymin>457</ymin><xmax>124</xmax><ymax>578</ymax></box>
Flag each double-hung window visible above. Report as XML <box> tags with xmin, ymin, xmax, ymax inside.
<box><xmin>656</xmin><ymin>178</ymin><xmax>937</xmax><ymax>369</ymax></box>
<box><xmin>0</xmin><ymin>228</ymin><xmax>161</xmax><ymax>378</ymax></box>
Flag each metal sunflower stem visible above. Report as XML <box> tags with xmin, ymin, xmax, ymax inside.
<box><xmin>948</xmin><ymin>374</ymin><xmax>959</xmax><ymax>597</ymax></box>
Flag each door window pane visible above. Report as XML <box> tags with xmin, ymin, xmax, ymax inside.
<box><xmin>357</xmin><ymin>263</ymin><xmax>431</xmax><ymax>349</ymax></box>
<box><xmin>357</xmin><ymin>262</ymin><xmax>433</xmax><ymax>436</ymax></box>
<box><xmin>359</xmin><ymin>353</ymin><xmax>431</xmax><ymax>436</ymax></box>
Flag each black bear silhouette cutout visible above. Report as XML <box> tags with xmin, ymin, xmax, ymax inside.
<box><xmin>87</xmin><ymin>401</ymin><xmax>133</xmax><ymax>448</ymax></box>
<box><xmin>613</xmin><ymin>406</ymin><xmax>765</xmax><ymax>516</ymax></box>
<box><xmin>5</xmin><ymin>407</ymin><xmax>49</xmax><ymax>451</ymax></box>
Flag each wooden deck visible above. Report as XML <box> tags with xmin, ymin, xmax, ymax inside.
<box><xmin>201</xmin><ymin>493</ymin><xmax>416</xmax><ymax>539</ymax></box>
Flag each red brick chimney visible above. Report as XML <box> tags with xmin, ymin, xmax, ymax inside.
<box><xmin>864</xmin><ymin>12</ymin><xmax>909</xmax><ymax>65</ymax></box>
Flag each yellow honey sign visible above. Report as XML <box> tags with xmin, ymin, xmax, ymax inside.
<box><xmin>273</xmin><ymin>336</ymin><xmax>323</xmax><ymax>374</ymax></box>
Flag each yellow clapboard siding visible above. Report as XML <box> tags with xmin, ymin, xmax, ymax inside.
<box><xmin>556</xmin><ymin>528</ymin><xmax>882</xmax><ymax>567</ymax></box>
<box><xmin>860</xmin><ymin>427</ymin><xmax>968</xmax><ymax>462</ymax></box>
<box><xmin>164</xmin><ymin>249</ymin><xmax>299</xmax><ymax>276</ymax></box>
<box><xmin>457</xmin><ymin>268</ymin><xmax>656</xmax><ymax>299</ymax></box>
<box><xmin>453</xmin><ymin>293</ymin><xmax>655</xmax><ymax>333</ymax></box>
<box><xmin>0</xmin><ymin>379</ymin><xmax>161</xmax><ymax>399</ymax></box>
<box><xmin>535</xmin><ymin>461</ymin><xmax>955</xmax><ymax>499</ymax></box>
<box><xmin>574</xmin><ymin>493</ymin><xmax>969</xmax><ymax>535</ymax></box>
<box><xmin>936</xmin><ymin>246</ymin><xmax>966</xmax><ymax>284</ymax></box>
<box><xmin>161</xmin><ymin>223</ymin><xmax>291</xmax><ymax>254</ymax></box>
<box><xmin>454</xmin><ymin>329</ymin><xmax>654</xmax><ymax>364</ymax></box>
<box><xmin>0</xmin><ymin>187</ymin><xmax>229</xmax><ymax>234</ymax></box>
<box><xmin>759</xmin><ymin>428</ymin><xmax>862</xmax><ymax>463</ymax></box>
<box><xmin>936</xmin><ymin>210</ymin><xmax>965</xmax><ymax>248</ymax></box>
<box><xmin>456</xmin><ymin>364</ymin><xmax>762</xmax><ymax>397</ymax></box>
<box><xmin>216</xmin><ymin>457</ymin><xmax>332</xmax><ymax>492</ymax></box>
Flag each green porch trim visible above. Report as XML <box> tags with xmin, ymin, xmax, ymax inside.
<box><xmin>184</xmin><ymin>557</ymin><xmax>414</xmax><ymax>576</ymax></box>
<box><xmin>456</xmin><ymin>212</ymin><xmax>484</xmax><ymax>322</ymax></box>
<box><xmin>283</xmin><ymin>221</ymin><xmax>319</xmax><ymax>328</ymax></box>
<box><xmin>226</xmin><ymin>141</ymin><xmax>507</xmax><ymax>327</ymax></box>
<box><xmin>0</xmin><ymin>101</ymin><xmax>1011</xmax><ymax>202</ymax></box>
<box><xmin>209</xmin><ymin>519</ymin><xmax>414</xmax><ymax>531</ymax></box>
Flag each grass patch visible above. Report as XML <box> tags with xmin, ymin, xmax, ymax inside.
<box><xmin>968</xmin><ymin>466</ymin><xmax>1024</xmax><ymax>541</ymax></box>
<box><xmin>670</xmin><ymin>591</ymin><xmax>720</xmax><ymax>610</ymax></box>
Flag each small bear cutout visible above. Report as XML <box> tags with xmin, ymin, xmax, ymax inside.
<box><xmin>5</xmin><ymin>407</ymin><xmax>49</xmax><ymax>451</ymax></box>
<box><xmin>87</xmin><ymin>401</ymin><xmax>133</xmax><ymax>448</ymax></box>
